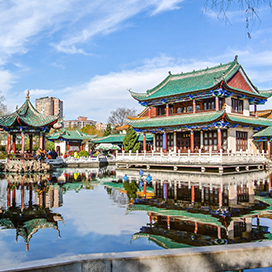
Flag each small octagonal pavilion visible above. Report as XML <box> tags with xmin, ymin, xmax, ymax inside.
<box><xmin>0</xmin><ymin>91</ymin><xmax>59</xmax><ymax>157</ymax></box>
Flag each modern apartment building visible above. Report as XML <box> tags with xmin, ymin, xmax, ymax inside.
<box><xmin>35</xmin><ymin>96</ymin><xmax>63</xmax><ymax>119</ymax></box>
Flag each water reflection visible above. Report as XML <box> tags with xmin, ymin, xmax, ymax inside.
<box><xmin>115</xmin><ymin>169</ymin><xmax>272</xmax><ymax>248</ymax></box>
<box><xmin>1</xmin><ymin>167</ymin><xmax>272</xmax><ymax>266</ymax></box>
<box><xmin>0</xmin><ymin>167</ymin><xmax>116</xmax><ymax>252</ymax></box>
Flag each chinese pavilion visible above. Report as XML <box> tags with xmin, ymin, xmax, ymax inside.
<box><xmin>126</xmin><ymin>56</ymin><xmax>272</xmax><ymax>154</ymax></box>
<box><xmin>0</xmin><ymin>91</ymin><xmax>59</xmax><ymax>157</ymax></box>
<box><xmin>47</xmin><ymin>128</ymin><xmax>95</xmax><ymax>155</ymax></box>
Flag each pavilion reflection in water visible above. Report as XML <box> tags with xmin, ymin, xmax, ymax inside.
<box><xmin>0</xmin><ymin>168</ymin><xmax>116</xmax><ymax>251</ymax></box>
<box><xmin>114</xmin><ymin>170</ymin><xmax>272</xmax><ymax>248</ymax></box>
<box><xmin>0</xmin><ymin>174</ymin><xmax>65</xmax><ymax>251</ymax></box>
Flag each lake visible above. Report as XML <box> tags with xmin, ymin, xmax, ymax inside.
<box><xmin>0</xmin><ymin>167</ymin><xmax>272</xmax><ymax>270</ymax></box>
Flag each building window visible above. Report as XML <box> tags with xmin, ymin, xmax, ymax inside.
<box><xmin>177</xmin><ymin>107</ymin><xmax>181</xmax><ymax>114</ymax></box>
<box><xmin>167</xmin><ymin>133</ymin><xmax>174</xmax><ymax>150</ymax></box>
<box><xmin>236</xmin><ymin>131</ymin><xmax>248</xmax><ymax>151</ymax></box>
<box><xmin>157</xmin><ymin>105</ymin><xmax>166</xmax><ymax>116</ymax></box>
<box><xmin>232</xmin><ymin>98</ymin><xmax>243</xmax><ymax>113</ymax></box>
<box><xmin>203</xmin><ymin>130</ymin><xmax>218</xmax><ymax>151</ymax></box>
<box><xmin>155</xmin><ymin>134</ymin><xmax>163</xmax><ymax>150</ymax></box>
<box><xmin>187</xmin><ymin>106</ymin><xmax>193</xmax><ymax>112</ymax></box>
<box><xmin>169</xmin><ymin>104</ymin><xmax>174</xmax><ymax>115</ymax></box>
<box><xmin>203</xmin><ymin>98</ymin><xmax>215</xmax><ymax>111</ymax></box>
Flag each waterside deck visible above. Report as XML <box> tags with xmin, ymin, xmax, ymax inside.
<box><xmin>116</xmin><ymin>150</ymin><xmax>269</xmax><ymax>174</ymax></box>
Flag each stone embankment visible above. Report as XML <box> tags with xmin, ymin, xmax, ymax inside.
<box><xmin>2</xmin><ymin>159</ymin><xmax>52</xmax><ymax>173</ymax></box>
<box><xmin>3</xmin><ymin>241</ymin><xmax>272</xmax><ymax>272</ymax></box>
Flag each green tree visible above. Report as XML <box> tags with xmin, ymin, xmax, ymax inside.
<box><xmin>103</xmin><ymin>124</ymin><xmax>112</xmax><ymax>136</ymax></box>
<box><xmin>123</xmin><ymin>127</ymin><xmax>140</xmax><ymax>153</ymax></box>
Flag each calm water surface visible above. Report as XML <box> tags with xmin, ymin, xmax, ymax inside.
<box><xmin>0</xmin><ymin>167</ymin><xmax>272</xmax><ymax>270</ymax></box>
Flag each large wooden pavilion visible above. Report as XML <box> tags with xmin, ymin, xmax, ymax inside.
<box><xmin>0</xmin><ymin>91</ymin><xmax>59</xmax><ymax>158</ymax></box>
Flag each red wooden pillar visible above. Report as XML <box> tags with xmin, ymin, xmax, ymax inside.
<box><xmin>150</xmin><ymin>144</ymin><xmax>153</xmax><ymax>152</ymax></box>
<box><xmin>148</xmin><ymin>107</ymin><xmax>151</xmax><ymax>118</ymax></box>
<box><xmin>12</xmin><ymin>135</ymin><xmax>16</xmax><ymax>153</ymax></box>
<box><xmin>217</xmin><ymin>226</ymin><xmax>221</xmax><ymax>239</ymax></box>
<box><xmin>217</xmin><ymin>128</ymin><xmax>222</xmax><ymax>151</ymax></box>
<box><xmin>166</xmin><ymin>104</ymin><xmax>169</xmax><ymax>117</ymax></box>
<box><xmin>80</xmin><ymin>143</ymin><xmax>83</xmax><ymax>151</ymax></box>
<box><xmin>218</xmin><ymin>187</ymin><xmax>222</xmax><ymax>208</ymax></box>
<box><xmin>29</xmin><ymin>134</ymin><xmax>33</xmax><ymax>153</ymax></box>
<box><xmin>21</xmin><ymin>132</ymin><xmax>25</xmax><ymax>157</ymax></box>
<box><xmin>12</xmin><ymin>188</ymin><xmax>16</xmax><ymax>206</ymax></box>
<box><xmin>39</xmin><ymin>132</ymin><xmax>43</xmax><ymax>149</ymax></box>
<box><xmin>190</xmin><ymin>130</ymin><xmax>194</xmax><ymax>152</ymax></box>
<box><xmin>7</xmin><ymin>134</ymin><xmax>11</xmax><ymax>155</ymax></box>
<box><xmin>194</xmin><ymin>222</ymin><xmax>198</xmax><ymax>234</ymax></box>
<box><xmin>268</xmin><ymin>141</ymin><xmax>271</xmax><ymax>159</ymax></box>
<box><xmin>167</xmin><ymin>216</ymin><xmax>170</xmax><ymax>230</ymax></box>
<box><xmin>215</xmin><ymin>96</ymin><xmax>219</xmax><ymax>111</ymax></box>
<box><xmin>193</xmin><ymin>99</ymin><xmax>196</xmax><ymax>114</ymax></box>
<box><xmin>191</xmin><ymin>185</ymin><xmax>195</xmax><ymax>204</ymax></box>
<box><xmin>144</xmin><ymin>181</ymin><xmax>146</xmax><ymax>198</ymax></box>
<box><xmin>143</xmin><ymin>133</ymin><xmax>146</xmax><ymax>152</ymax></box>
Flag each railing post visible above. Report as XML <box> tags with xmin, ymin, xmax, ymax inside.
<box><xmin>220</xmin><ymin>148</ymin><xmax>222</xmax><ymax>159</ymax></box>
<box><xmin>129</xmin><ymin>150</ymin><xmax>131</xmax><ymax>158</ymax></box>
<box><xmin>178</xmin><ymin>149</ymin><xmax>180</xmax><ymax>159</ymax></box>
<box><xmin>199</xmin><ymin>149</ymin><xmax>201</xmax><ymax>157</ymax></box>
<box><xmin>188</xmin><ymin>149</ymin><xmax>190</xmax><ymax>157</ymax></box>
<box><xmin>122</xmin><ymin>150</ymin><xmax>125</xmax><ymax>158</ymax></box>
<box><xmin>209</xmin><ymin>147</ymin><xmax>212</xmax><ymax>158</ymax></box>
<box><xmin>144</xmin><ymin>150</ymin><xmax>146</xmax><ymax>158</ymax></box>
<box><xmin>262</xmin><ymin>150</ymin><xmax>265</xmax><ymax>157</ymax></box>
<box><xmin>136</xmin><ymin>150</ymin><xmax>138</xmax><ymax>159</ymax></box>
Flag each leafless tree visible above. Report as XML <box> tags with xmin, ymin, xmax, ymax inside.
<box><xmin>107</xmin><ymin>107</ymin><xmax>137</xmax><ymax>128</ymax></box>
<box><xmin>0</xmin><ymin>91</ymin><xmax>7</xmax><ymax>116</ymax></box>
<box><xmin>204</xmin><ymin>0</ymin><xmax>272</xmax><ymax>38</ymax></box>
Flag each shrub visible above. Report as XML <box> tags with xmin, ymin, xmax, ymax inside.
<box><xmin>79</xmin><ymin>150</ymin><xmax>89</xmax><ymax>157</ymax></box>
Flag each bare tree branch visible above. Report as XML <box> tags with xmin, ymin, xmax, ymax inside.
<box><xmin>204</xmin><ymin>0</ymin><xmax>271</xmax><ymax>38</ymax></box>
<box><xmin>107</xmin><ymin>107</ymin><xmax>137</xmax><ymax>128</ymax></box>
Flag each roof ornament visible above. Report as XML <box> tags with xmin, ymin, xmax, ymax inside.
<box><xmin>26</xmin><ymin>90</ymin><xmax>30</xmax><ymax>99</ymax></box>
<box><xmin>168</xmin><ymin>71</ymin><xmax>171</xmax><ymax>75</ymax></box>
<box><xmin>16</xmin><ymin>105</ymin><xmax>18</xmax><ymax>111</ymax></box>
<box><xmin>234</xmin><ymin>55</ymin><xmax>238</xmax><ymax>61</ymax></box>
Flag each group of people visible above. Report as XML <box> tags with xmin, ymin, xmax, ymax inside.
<box><xmin>35</xmin><ymin>149</ymin><xmax>58</xmax><ymax>162</ymax></box>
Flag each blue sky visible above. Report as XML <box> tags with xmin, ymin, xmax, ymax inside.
<box><xmin>0</xmin><ymin>0</ymin><xmax>272</xmax><ymax>123</ymax></box>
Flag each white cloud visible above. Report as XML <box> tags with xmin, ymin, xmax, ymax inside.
<box><xmin>28</xmin><ymin>89</ymin><xmax>54</xmax><ymax>97</ymax></box>
<box><xmin>28</xmin><ymin>55</ymin><xmax>217</xmax><ymax>123</ymax></box>
<box><xmin>52</xmin><ymin>0</ymin><xmax>185</xmax><ymax>54</ymax></box>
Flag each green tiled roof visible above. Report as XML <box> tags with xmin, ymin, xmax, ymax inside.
<box><xmin>226</xmin><ymin>113</ymin><xmax>272</xmax><ymax>127</ymax></box>
<box><xmin>130</xmin><ymin>59</ymin><xmax>268</xmax><ymax>102</ymax></box>
<box><xmin>127</xmin><ymin>204</ymin><xmax>225</xmax><ymax>228</ymax></box>
<box><xmin>132</xmin><ymin>233</ymin><xmax>192</xmax><ymax>249</ymax></box>
<box><xmin>47</xmin><ymin>128</ymin><xmax>94</xmax><ymax>141</ymax></box>
<box><xmin>93</xmin><ymin>133</ymin><xmax>153</xmax><ymax>143</ymax></box>
<box><xmin>126</xmin><ymin>111</ymin><xmax>272</xmax><ymax>130</ymax></box>
<box><xmin>126</xmin><ymin>111</ymin><xmax>224</xmax><ymax>129</ymax></box>
<box><xmin>0</xmin><ymin>97</ymin><xmax>59</xmax><ymax>128</ymax></box>
<box><xmin>253</xmin><ymin>126</ymin><xmax>272</xmax><ymax>137</ymax></box>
